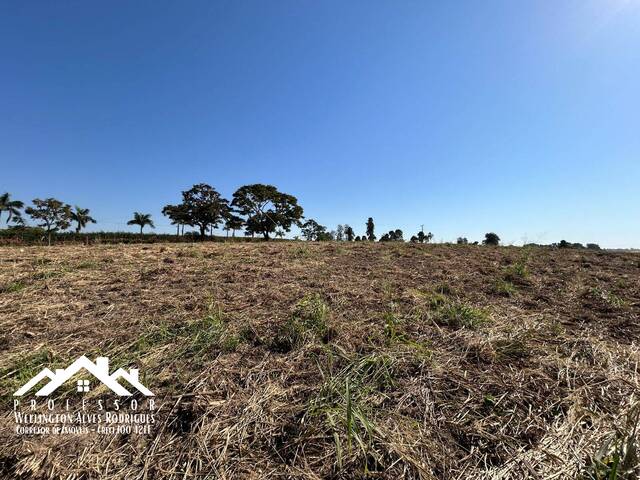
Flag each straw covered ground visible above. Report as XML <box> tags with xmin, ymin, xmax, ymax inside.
<box><xmin>0</xmin><ymin>242</ymin><xmax>639</xmax><ymax>479</ymax></box>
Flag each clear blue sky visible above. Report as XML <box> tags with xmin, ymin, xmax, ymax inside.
<box><xmin>2</xmin><ymin>1</ymin><xmax>639</xmax><ymax>247</ymax></box>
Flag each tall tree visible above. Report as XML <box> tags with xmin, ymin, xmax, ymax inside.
<box><xmin>231</xmin><ymin>184</ymin><xmax>303</xmax><ymax>240</ymax></box>
<box><xmin>366</xmin><ymin>217</ymin><xmax>376</xmax><ymax>241</ymax></box>
<box><xmin>224</xmin><ymin>214</ymin><xmax>244</xmax><ymax>238</ymax></box>
<box><xmin>25</xmin><ymin>198</ymin><xmax>72</xmax><ymax>245</ymax></box>
<box><xmin>416</xmin><ymin>230</ymin><xmax>433</xmax><ymax>244</ymax></box>
<box><xmin>70</xmin><ymin>206</ymin><xmax>96</xmax><ymax>233</ymax></box>
<box><xmin>335</xmin><ymin>224</ymin><xmax>344</xmax><ymax>241</ymax></box>
<box><xmin>300</xmin><ymin>219</ymin><xmax>326</xmax><ymax>241</ymax></box>
<box><xmin>127</xmin><ymin>212</ymin><xmax>155</xmax><ymax>235</ymax></box>
<box><xmin>344</xmin><ymin>225</ymin><xmax>355</xmax><ymax>242</ymax></box>
<box><xmin>179</xmin><ymin>184</ymin><xmax>230</xmax><ymax>238</ymax></box>
<box><xmin>0</xmin><ymin>192</ymin><xmax>24</xmax><ymax>225</ymax></box>
<box><xmin>162</xmin><ymin>204</ymin><xmax>191</xmax><ymax>236</ymax></box>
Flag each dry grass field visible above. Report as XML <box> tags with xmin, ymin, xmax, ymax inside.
<box><xmin>1</xmin><ymin>242</ymin><xmax>639</xmax><ymax>479</ymax></box>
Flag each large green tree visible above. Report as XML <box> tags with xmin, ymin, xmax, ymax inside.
<box><xmin>300</xmin><ymin>219</ymin><xmax>327</xmax><ymax>241</ymax></box>
<box><xmin>231</xmin><ymin>184</ymin><xmax>303</xmax><ymax>240</ymax></box>
<box><xmin>25</xmin><ymin>198</ymin><xmax>72</xmax><ymax>245</ymax></box>
<box><xmin>162</xmin><ymin>203</ymin><xmax>191</xmax><ymax>236</ymax></box>
<box><xmin>127</xmin><ymin>212</ymin><xmax>155</xmax><ymax>235</ymax></box>
<box><xmin>70</xmin><ymin>206</ymin><xmax>96</xmax><ymax>233</ymax></box>
<box><xmin>178</xmin><ymin>183</ymin><xmax>230</xmax><ymax>238</ymax></box>
<box><xmin>224</xmin><ymin>214</ymin><xmax>244</xmax><ymax>238</ymax></box>
<box><xmin>483</xmin><ymin>232</ymin><xmax>500</xmax><ymax>246</ymax></box>
<box><xmin>0</xmin><ymin>192</ymin><xmax>24</xmax><ymax>225</ymax></box>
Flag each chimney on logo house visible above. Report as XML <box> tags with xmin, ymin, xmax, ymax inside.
<box><xmin>95</xmin><ymin>357</ymin><xmax>109</xmax><ymax>374</ymax></box>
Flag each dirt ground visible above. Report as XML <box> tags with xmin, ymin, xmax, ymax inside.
<box><xmin>0</xmin><ymin>242</ymin><xmax>639</xmax><ymax>479</ymax></box>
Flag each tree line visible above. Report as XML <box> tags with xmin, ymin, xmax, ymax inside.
<box><xmin>0</xmin><ymin>189</ymin><xmax>600</xmax><ymax>249</ymax></box>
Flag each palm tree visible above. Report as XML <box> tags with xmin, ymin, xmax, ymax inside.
<box><xmin>0</xmin><ymin>192</ymin><xmax>24</xmax><ymax>225</ymax></box>
<box><xmin>70</xmin><ymin>206</ymin><xmax>96</xmax><ymax>233</ymax></box>
<box><xmin>127</xmin><ymin>212</ymin><xmax>154</xmax><ymax>235</ymax></box>
<box><xmin>11</xmin><ymin>216</ymin><xmax>26</xmax><ymax>227</ymax></box>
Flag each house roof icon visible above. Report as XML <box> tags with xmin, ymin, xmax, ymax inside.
<box><xmin>14</xmin><ymin>356</ymin><xmax>154</xmax><ymax>397</ymax></box>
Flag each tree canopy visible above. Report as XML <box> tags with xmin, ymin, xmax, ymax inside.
<box><xmin>180</xmin><ymin>183</ymin><xmax>230</xmax><ymax>238</ymax></box>
<box><xmin>127</xmin><ymin>212</ymin><xmax>155</xmax><ymax>234</ymax></box>
<box><xmin>0</xmin><ymin>193</ymin><xmax>24</xmax><ymax>224</ymax></box>
<box><xmin>301</xmin><ymin>219</ymin><xmax>327</xmax><ymax>241</ymax></box>
<box><xmin>70</xmin><ymin>206</ymin><xmax>96</xmax><ymax>233</ymax></box>
<box><xmin>25</xmin><ymin>198</ymin><xmax>73</xmax><ymax>245</ymax></box>
<box><xmin>231</xmin><ymin>184</ymin><xmax>303</xmax><ymax>240</ymax></box>
<box><xmin>366</xmin><ymin>217</ymin><xmax>375</xmax><ymax>241</ymax></box>
<box><xmin>483</xmin><ymin>232</ymin><xmax>500</xmax><ymax>246</ymax></box>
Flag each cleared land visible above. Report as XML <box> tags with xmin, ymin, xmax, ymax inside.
<box><xmin>1</xmin><ymin>242</ymin><xmax>639</xmax><ymax>479</ymax></box>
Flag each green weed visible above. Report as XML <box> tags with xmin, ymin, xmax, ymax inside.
<box><xmin>272</xmin><ymin>294</ymin><xmax>329</xmax><ymax>351</ymax></box>
<box><xmin>583</xmin><ymin>404</ymin><xmax>640</xmax><ymax>479</ymax></box>
<box><xmin>434</xmin><ymin>302</ymin><xmax>490</xmax><ymax>329</ymax></box>
<box><xmin>1</xmin><ymin>281</ymin><xmax>25</xmax><ymax>293</ymax></box>
<box><xmin>494</xmin><ymin>279</ymin><xmax>517</xmax><ymax>297</ymax></box>
<box><xmin>307</xmin><ymin>349</ymin><xmax>396</xmax><ymax>470</ymax></box>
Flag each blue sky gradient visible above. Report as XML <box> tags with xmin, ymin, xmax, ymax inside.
<box><xmin>2</xmin><ymin>1</ymin><xmax>639</xmax><ymax>246</ymax></box>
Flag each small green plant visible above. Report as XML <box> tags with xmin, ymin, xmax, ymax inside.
<box><xmin>122</xmin><ymin>302</ymin><xmax>240</xmax><ymax>364</ymax></box>
<box><xmin>75</xmin><ymin>261</ymin><xmax>98</xmax><ymax>269</ymax></box>
<box><xmin>425</xmin><ymin>291</ymin><xmax>448</xmax><ymax>309</ymax></box>
<box><xmin>183</xmin><ymin>303</ymin><xmax>234</xmax><ymax>357</ymax></box>
<box><xmin>483</xmin><ymin>394</ymin><xmax>497</xmax><ymax>408</ymax></box>
<box><xmin>433</xmin><ymin>282</ymin><xmax>453</xmax><ymax>295</ymax></box>
<box><xmin>589</xmin><ymin>287</ymin><xmax>626</xmax><ymax>308</ymax></box>
<box><xmin>503</xmin><ymin>262</ymin><xmax>529</xmax><ymax>281</ymax></box>
<box><xmin>0</xmin><ymin>350</ymin><xmax>59</xmax><ymax>406</ymax></box>
<box><xmin>493</xmin><ymin>337</ymin><xmax>529</xmax><ymax>360</ymax></box>
<box><xmin>292</xmin><ymin>244</ymin><xmax>311</xmax><ymax>258</ymax></box>
<box><xmin>272</xmin><ymin>294</ymin><xmax>330</xmax><ymax>351</ymax></box>
<box><xmin>582</xmin><ymin>404</ymin><xmax>640</xmax><ymax>479</ymax></box>
<box><xmin>494</xmin><ymin>279</ymin><xmax>517</xmax><ymax>297</ymax></box>
<box><xmin>2</xmin><ymin>281</ymin><xmax>25</xmax><ymax>293</ymax></box>
<box><xmin>307</xmin><ymin>350</ymin><xmax>396</xmax><ymax>470</ymax></box>
<box><xmin>32</xmin><ymin>270</ymin><xmax>64</xmax><ymax>281</ymax></box>
<box><xmin>434</xmin><ymin>302</ymin><xmax>490</xmax><ymax>329</ymax></box>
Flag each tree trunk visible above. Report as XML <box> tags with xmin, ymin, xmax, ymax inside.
<box><xmin>263</xmin><ymin>232</ymin><xmax>270</xmax><ymax>240</ymax></box>
<box><xmin>232</xmin><ymin>229</ymin><xmax>236</xmax><ymax>238</ymax></box>
<box><xmin>176</xmin><ymin>225</ymin><xmax>179</xmax><ymax>236</ymax></box>
<box><xmin>140</xmin><ymin>226</ymin><xmax>143</xmax><ymax>235</ymax></box>
<box><xmin>199</xmin><ymin>225</ymin><xmax>206</xmax><ymax>239</ymax></box>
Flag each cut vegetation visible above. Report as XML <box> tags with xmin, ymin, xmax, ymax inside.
<box><xmin>1</xmin><ymin>242</ymin><xmax>639</xmax><ymax>479</ymax></box>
